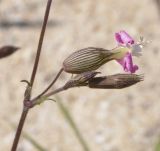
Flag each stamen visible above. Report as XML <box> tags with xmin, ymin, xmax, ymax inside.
<box><xmin>131</xmin><ymin>36</ymin><xmax>150</xmax><ymax>57</ymax></box>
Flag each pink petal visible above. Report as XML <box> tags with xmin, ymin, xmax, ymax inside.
<box><xmin>124</xmin><ymin>53</ymin><xmax>138</xmax><ymax>73</ymax></box>
<box><xmin>116</xmin><ymin>53</ymin><xmax>138</xmax><ymax>73</ymax></box>
<box><xmin>116</xmin><ymin>58</ymin><xmax>125</xmax><ymax>67</ymax></box>
<box><xmin>115</xmin><ymin>30</ymin><xmax>134</xmax><ymax>46</ymax></box>
<box><xmin>115</xmin><ymin>33</ymin><xmax>124</xmax><ymax>45</ymax></box>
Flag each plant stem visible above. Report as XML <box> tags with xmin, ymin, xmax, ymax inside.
<box><xmin>11</xmin><ymin>107</ymin><xmax>29</xmax><ymax>151</ymax></box>
<box><xmin>32</xmin><ymin>82</ymin><xmax>89</xmax><ymax>105</ymax></box>
<box><xmin>44</xmin><ymin>87</ymin><xmax>65</xmax><ymax>98</ymax></box>
<box><xmin>30</xmin><ymin>0</ymin><xmax>53</xmax><ymax>87</ymax></box>
<box><xmin>31</xmin><ymin>87</ymin><xmax>65</xmax><ymax>106</ymax></box>
<box><xmin>37</xmin><ymin>68</ymin><xmax>63</xmax><ymax>98</ymax></box>
<box><xmin>11</xmin><ymin>0</ymin><xmax>53</xmax><ymax>150</ymax></box>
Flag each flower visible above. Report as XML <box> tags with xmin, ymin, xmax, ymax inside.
<box><xmin>116</xmin><ymin>52</ymin><xmax>138</xmax><ymax>73</ymax></box>
<box><xmin>114</xmin><ymin>30</ymin><xmax>146</xmax><ymax>73</ymax></box>
<box><xmin>115</xmin><ymin>30</ymin><xmax>134</xmax><ymax>46</ymax></box>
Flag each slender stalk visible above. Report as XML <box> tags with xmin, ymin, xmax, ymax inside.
<box><xmin>31</xmin><ymin>87</ymin><xmax>65</xmax><ymax>106</ymax></box>
<box><xmin>37</xmin><ymin>68</ymin><xmax>63</xmax><ymax>98</ymax></box>
<box><xmin>44</xmin><ymin>87</ymin><xmax>66</xmax><ymax>98</ymax></box>
<box><xmin>43</xmin><ymin>87</ymin><xmax>65</xmax><ymax>98</ymax></box>
<box><xmin>42</xmin><ymin>85</ymin><xmax>87</xmax><ymax>99</ymax></box>
<box><xmin>30</xmin><ymin>0</ymin><xmax>53</xmax><ymax>87</ymax></box>
<box><xmin>31</xmin><ymin>83</ymin><xmax>88</xmax><ymax>106</ymax></box>
<box><xmin>11</xmin><ymin>0</ymin><xmax>53</xmax><ymax>150</ymax></box>
<box><xmin>32</xmin><ymin>82</ymin><xmax>89</xmax><ymax>104</ymax></box>
<box><xmin>11</xmin><ymin>107</ymin><xmax>29</xmax><ymax>151</ymax></box>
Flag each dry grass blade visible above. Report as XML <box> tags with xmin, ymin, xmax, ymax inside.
<box><xmin>155</xmin><ymin>138</ymin><xmax>160</xmax><ymax>151</ymax></box>
<box><xmin>56</xmin><ymin>96</ymin><xmax>90</xmax><ymax>151</ymax></box>
<box><xmin>155</xmin><ymin>0</ymin><xmax>160</xmax><ymax>18</ymax></box>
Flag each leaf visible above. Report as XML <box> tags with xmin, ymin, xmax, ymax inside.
<box><xmin>56</xmin><ymin>96</ymin><xmax>90</xmax><ymax>151</ymax></box>
<box><xmin>155</xmin><ymin>139</ymin><xmax>160</xmax><ymax>151</ymax></box>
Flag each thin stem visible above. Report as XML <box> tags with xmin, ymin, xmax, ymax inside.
<box><xmin>31</xmin><ymin>87</ymin><xmax>65</xmax><ymax>106</ymax></box>
<box><xmin>30</xmin><ymin>0</ymin><xmax>53</xmax><ymax>87</ymax></box>
<box><xmin>43</xmin><ymin>87</ymin><xmax>65</xmax><ymax>98</ymax></box>
<box><xmin>11</xmin><ymin>0</ymin><xmax>53</xmax><ymax>151</ymax></box>
<box><xmin>11</xmin><ymin>107</ymin><xmax>29</xmax><ymax>151</ymax></box>
<box><xmin>31</xmin><ymin>83</ymin><xmax>88</xmax><ymax>106</ymax></box>
<box><xmin>34</xmin><ymin>82</ymin><xmax>88</xmax><ymax>102</ymax></box>
<box><xmin>37</xmin><ymin>68</ymin><xmax>63</xmax><ymax>98</ymax></box>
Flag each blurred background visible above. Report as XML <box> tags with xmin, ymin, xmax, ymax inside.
<box><xmin>0</xmin><ymin>0</ymin><xmax>160</xmax><ymax>150</ymax></box>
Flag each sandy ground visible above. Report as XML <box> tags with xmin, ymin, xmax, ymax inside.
<box><xmin>0</xmin><ymin>0</ymin><xmax>160</xmax><ymax>151</ymax></box>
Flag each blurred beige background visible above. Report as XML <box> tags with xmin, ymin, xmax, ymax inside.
<box><xmin>0</xmin><ymin>0</ymin><xmax>160</xmax><ymax>151</ymax></box>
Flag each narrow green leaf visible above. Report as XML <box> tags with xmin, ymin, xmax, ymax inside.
<box><xmin>56</xmin><ymin>96</ymin><xmax>90</xmax><ymax>151</ymax></box>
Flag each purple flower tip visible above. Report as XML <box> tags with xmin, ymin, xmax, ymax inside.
<box><xmin>114</xmin><ymin>30</ymin><xmax>140</xmax><ymax>73</ymax></box>
<box><xmin>117</xmin><ymin>52</ymin><xmax>138</xmax><ymax>73</ymax></box>
<box><xmin>115</xmin><ymin>30</ymin><xmax>134</xmax><ymax>46</ymax></box>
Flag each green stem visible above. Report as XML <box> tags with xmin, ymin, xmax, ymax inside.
<box><xmin>56</xmin><ymin>96</ymin><xmax>90</xmax><ymax>151</ymax></box>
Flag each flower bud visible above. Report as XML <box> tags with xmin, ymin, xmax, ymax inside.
<box><xmin>88</xmin><ymin>74</ymin><xmax>144</xmax><ymax>89</ymax></box>
<box><xmin>63</xmin><ymin>47</ymin><xmax>118</xmax><ymax>74</ymax></box>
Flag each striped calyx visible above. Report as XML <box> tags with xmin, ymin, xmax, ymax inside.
<box><xmin>88</xmin><ymin>74</ymin><xmax>144</xmax><ymax>89</ymax></box>
<box><xmin>63</xmin><ymin>47</ymin><xmax>118</xmax><ymax>74</ymax></box>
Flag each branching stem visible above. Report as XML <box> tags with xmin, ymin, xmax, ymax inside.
<box><xmin>11</xmin><ymin>1</ymin><xmax>53</xmax><ymax>151</ymax></box>
<box><xmin>37</xmin><ymin>68</ymin><xmax>63</xmax><ymax>98</ymax></box>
